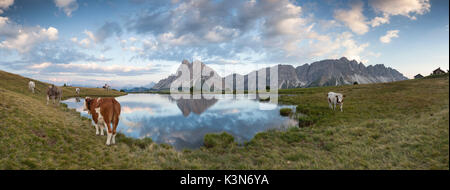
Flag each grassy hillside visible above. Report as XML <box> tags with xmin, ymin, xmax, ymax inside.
<box><xmin>0</xmin><ymin>70</ymin><xmax>448</xmax><ymax>169</ymax></box>
<box><xmin>0</xmin><ymin>70</ymin><xmax>126</xmax><ymax>100</ymax></box>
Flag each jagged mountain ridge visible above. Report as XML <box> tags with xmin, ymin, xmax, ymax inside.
<box><xmin>152</xmin><ymin>57</ymin><xmax>408</xmax><ymax>90</ymax></box>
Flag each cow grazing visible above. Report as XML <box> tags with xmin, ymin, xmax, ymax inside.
<box><xmin>83</xmin><ymin>97</ymin><xmax>121</xmax><ymax>145</ymax></box>
<box><xmin>75</xmin><ymin>88</ymin><xmax>80</xmax><ymax>96</ymax></box>
<box><xmin>47</xmin><ymin>85</ymin><xmax>62</xmax><ymax>105</ymax></box>
<box><xmin>328</xmin><ymin>92</ymin><xmax>345</xmax><ymax>112</ymax></box>
<box><xmin>28</xmin><ymin>81</ymin><xmax>35</xmax><ymax>93</ymax></box>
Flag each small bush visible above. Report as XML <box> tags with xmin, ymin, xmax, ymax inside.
<box><xmin>279</xmin><ymin>108</ymin><xmax>292</xmax><ymax>116</ymax></box>
<box><xmin>204</xmin><ymin>132</ymin><xmax>235</xmax><ymax>148</ymax></box>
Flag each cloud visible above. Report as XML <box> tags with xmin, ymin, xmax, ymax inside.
<box><xmin>128</xmin><ymin>37</ymin><xmax>137</xmax><ymax>42</ymax></box>
<box><xmin>73</xmin><ymin>22</ymin><xmax>122</xmax><ymax>46</ymax></box>
<box><xmin>0</xmin><ymin>26</ymin><xmax>59</xmax><ymax>53</ymax></box>
<box><xmin>37</xmin><ymin>62</ymin><xmax>160</xmax><ymax>76</ymax></box>
<box><xmin>369</xmin><ymin>14</ymin><xmax>390</xmax><ymax>27</ymax></box>
<box><xmin>0</xmin><ymin>16</ymin><xmax>8</xmax><ymax>27</ymax></box>
<box><xmin>369</xmin><ymin>0</ymin><xmax>430</xmax><ymax>20</ymax></box>
<box><xmin>21</xmin><ymin>44</ymin><xmax>112</xmax><ymax>64</ymax></box>
<box><xmin>336</xmin><ymin>0</ymin><xmax>430</xmax><ymax>32</ymax></box>
<box><xmin>94</xmin><ymin>22</ymin><xmax>122</xmax><ymax>43</ymax></box>
<box><xmin>30</xmin><ymin>62</ymin><xmax>52</xmax><ymax>69</ymax></box>
<box><xmin>367</xmin><ymin>0</ymin><xmax>431</xmax><ymax>28</ymax></box>
<box><xmin>0</xmin><ymin>0</ymin><xmax>14</xmax><ymax>14</ymax></box>
<box><xmin>334</xmin><ymin>0</ymin><xmax>369</xmax><ymax>35</ymax></box>
<box><xmin>127</xmin><ymin>0</ymin><xmax>342</xmax><ymax>64</ymax></box>
<box><xmin>0</xmin><ymin>0</ymin><xmax>14</xmax><ymax>9</ymax></box>
<box><xmin>334</xmin><ymin>32</ymin><xmax>369</xmax><ymax>62</ymax></box>
<box><xmin>204</xmin><ymin>26</ymin><xmax>238</xmax><ymax>43</ymax></box>
<box><xmin>380</xmin><ymin>30</ymin><xmax>399</xmax><ymax>43</ymax></box>
<box><xmin>54</xmin><ymin>0</ymin><xmax>78</xmax><ymax>17</ymax></box>
<box><xmin>83</xmin><ymin>30</ymin><xmax>95</xmax><ymax>41</ymax></box>
<box><xmin>43</xmin><ymin>27</ymin><xmax>58</xmax><ymax>40</ymax></box>
<box><xmin>70</xmin><ymin>36</ymin><xmax>91</xmax><ymax>48</ymax></box>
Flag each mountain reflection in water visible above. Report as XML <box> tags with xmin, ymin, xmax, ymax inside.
<box><xmin>63</xmin><ymin>94</ymin><xmax>296</xmax><ymax>150</ymax></box>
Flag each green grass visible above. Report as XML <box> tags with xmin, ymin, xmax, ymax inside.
<box><xmin>279</xmin><ymin>108</ymin><xmax>292</xmax><ymax>116</ymax></box>
<box><xmin>0</xmin><ymin>70</ymin><xmax>448</xmax><ymax>169</ymax></box>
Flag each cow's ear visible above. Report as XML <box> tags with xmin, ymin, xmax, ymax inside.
<box><xmin>343</xmin><ymin>95</ymin><xmax>346</xmax><ymax>98</ymax></box>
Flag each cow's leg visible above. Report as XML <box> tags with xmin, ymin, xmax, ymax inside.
<box><xmin>340</xmin><ymin>103</ymin><xmax>343</xmax><ymax>112</ymax></box>
<box><xmin>111</xmin><ymin>124</ymin><xmax>116</xmax><ymax>144</ymax></box>
<box><xmin>94</xmin><ymin>123</ymin><xmax>99</xmax><ymax>135</ymax></box>
<box><xmin>328</xmin><ymin>101</ymin><xmax>333</xmax><ymax>110</ymax></box>
<box><xmin>105</xmin><ymin>122</ymin><xmax>112</xmax><ymax>146</ymax></box>
<box><xmin>100</xmin><ymin>124</ymin><xmax>104</xmax><ymax>136</ymax></box>
<box><xmin>112</xmin><ymin>132</ymin><xmax>116</xmax><ymax>144</ymax></box>
<box><xmin>112</xmin><ymin>125</ymin><xmax>117</xmax><ymax>145</ymax></box>
<box><xmin>46</xmin><ymin>95</ymin><xmax>49</xmax><ymax>105</ymax></box>
<box><xmin>112</xmin><ymin>114</ymin><xmax>119</xmax><ymax>144</ymax></box>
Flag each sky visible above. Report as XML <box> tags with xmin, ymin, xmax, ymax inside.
<box><xmin>0</xmin><ymin>0</ymin><xmax>448</xmax><ymax>88</ymax></box>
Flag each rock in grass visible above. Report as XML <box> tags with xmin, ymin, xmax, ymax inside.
<box><xmin>279</xmin><ymin>108</ymin><xmax>292</xmax><ymax>116</ymax></box>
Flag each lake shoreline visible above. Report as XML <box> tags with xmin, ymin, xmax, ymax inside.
<box><xmin>63</xmin><ymin>93</ymin><xmax>298</xmax><ymax>150</ymax></box>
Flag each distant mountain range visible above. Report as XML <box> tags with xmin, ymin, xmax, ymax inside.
<box><xmin>152</xmin><ymin>57</ymin><xmax>408</xmax><ymax>90</ymax></box>
<box><xmin>121</xmin><ymin>82</ymin><xmax>156</xmax><ymax>92</ymax></box>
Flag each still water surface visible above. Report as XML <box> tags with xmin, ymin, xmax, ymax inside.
<box><xmin>63</xmin><ymin>94</ymin><xmax>296</xmax><ymax>149</ymax></box>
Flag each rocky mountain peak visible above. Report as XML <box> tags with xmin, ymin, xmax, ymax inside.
<box><xmin>152</xmin><ymin>58</ymin><xmax>408</xmax><ymax>90</ymax></box>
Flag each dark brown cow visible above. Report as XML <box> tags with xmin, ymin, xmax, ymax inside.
<box><xmin>83</xmin><ymin>97</ymin><xmax>121</xmax><ymax>145</ymax></box>
<box><xmin>47</xmin><ymin>85</ymin><xmax>62</xmax><ymax>105</ymax></box>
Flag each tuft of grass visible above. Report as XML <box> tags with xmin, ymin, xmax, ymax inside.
<box><xmin>279</xmin><ymin>108</ymin><xmax>293</xmax><ymax>116</ymax></box>
<box><xmin>204</xmin><ymin>132</ymin><xmax>236</xmax><ymax>149</ymax></box>
<box><xmin>298</xmin><ymin>116</ymin><xmax>314</xmax><ymax>128</ymax></box>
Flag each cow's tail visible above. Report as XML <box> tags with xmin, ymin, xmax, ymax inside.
<box><xmin>111</xmin><ymin>99</ymin><xmax>121</xmax><ymax>134</ymax></box>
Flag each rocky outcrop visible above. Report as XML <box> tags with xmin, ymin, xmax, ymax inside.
<box><xmin>152</xmin><ymin>57</ymin><xmax>408</xmax><ymax>90</ymax></box>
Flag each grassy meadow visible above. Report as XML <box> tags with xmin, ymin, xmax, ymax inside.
<box><xmin>0</xmin><ymin>70</ymin><xmax>448</xmax><ymax>169</ymax></box>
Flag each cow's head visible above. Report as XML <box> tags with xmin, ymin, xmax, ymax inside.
<box><xmin>83</xmin><ymin>97</ymin><xmax>92</xmax><ymax>112</ymax></box>
<box><xmin>336</xmin><ymin>94</ymin><xmax>344</xmax><ymax>103</ymax></box>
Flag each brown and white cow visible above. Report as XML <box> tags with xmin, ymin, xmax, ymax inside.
<box><xmin>83</xmin><ymin>97</ymin><xmax>121</xmax><ymax>145</ymax></box>
<box><xmin>327</xmin><ymin>92</ymin><xmax>345</xmax><ymax>112</ymax></box>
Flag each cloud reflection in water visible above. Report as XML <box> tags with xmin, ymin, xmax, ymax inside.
<box><xmin>63</xmin><ymin>94</ymin><xmax>296</xmax><ymax>149</ymax></box>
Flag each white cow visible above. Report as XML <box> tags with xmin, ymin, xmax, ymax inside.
<box><xmin>75</xmin><ymin>88</ymin><xmax>80</xmax><ymax>95</ymax></box>
<box><xmin>28</xmin><ymin>81</ymin><xmax>35</xmax><ymax>93</ymax></box>
<box><xmin>328</xmin><ymin>92</ymin><xmax>345</xmax><ymax>112</ymax></box>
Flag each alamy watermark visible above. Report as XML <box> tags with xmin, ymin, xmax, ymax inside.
<box><xmin>169</xmin><ymin>60</ymin><xmax>278</xmax><ymax>110</ymax></box>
